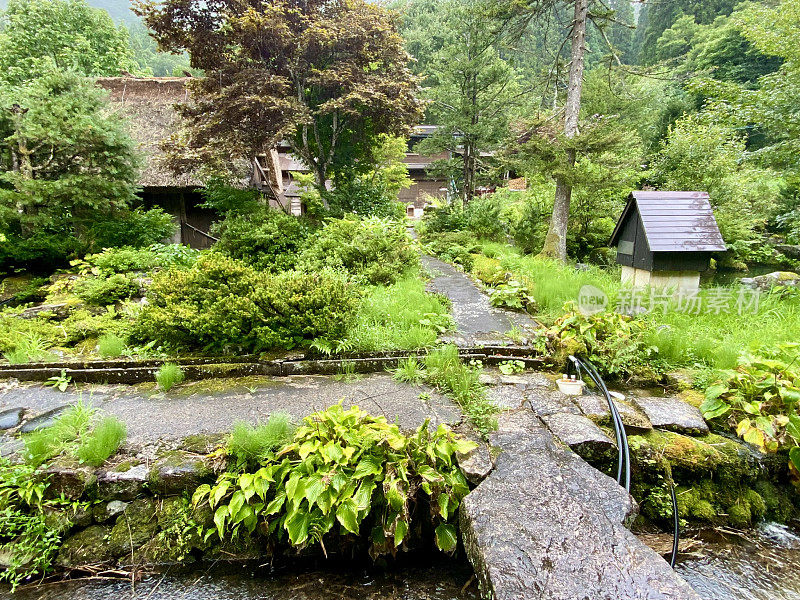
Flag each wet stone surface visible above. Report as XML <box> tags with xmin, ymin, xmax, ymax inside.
<box><xmin>0</xmin><ymin>407</ymin><xmax>23</xmax><ymax>430</ymax></box>
<box><xmin>460</xmin><ymin>409</ymin><xmax>702</xmax><ymax>600</ymax></box>
<box><xmin>543</xmin><ymin>411</ymin><xmax>615</xmax><ymax>454</ymax></box>
<box><xmin>631</xmin><ymin>395</ymin><xmax>710</xmax><ymax>436</ymax></box>
<box><xmin>17</xmin><ymin>405</ymin><xmax>69</xmax><ymax>433</ymax></box>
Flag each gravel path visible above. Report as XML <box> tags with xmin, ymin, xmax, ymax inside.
<box><xmin>0</xmin><ymin>374</ymin><xmax>462</xmax><ymax>450</ymax></box>
<box><xmin>422</xmin><ymin>255</ymin><xmax>538</xmax><ymax>346</ymax></box>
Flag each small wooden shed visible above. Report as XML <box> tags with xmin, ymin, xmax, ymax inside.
<box><xmin>609</xmin><ymin>191</ymin><xmax>726</xmax><ymax>291</ymax></box>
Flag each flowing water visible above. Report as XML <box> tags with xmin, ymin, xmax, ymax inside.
<box><xmin>0</xmin><ymin>559</ymin><xmax>478</xmax><ymax>600</ymax></box>
<box><xmin>676</xmin><ymin>523</ymin><xmax>800</xmax><ymax>600</ymax></box>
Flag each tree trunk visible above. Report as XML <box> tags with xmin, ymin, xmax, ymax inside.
<box><xmin>540</xmin><ymin>0</ymin><xmax>588</xmax><ymax>261</ymax></box>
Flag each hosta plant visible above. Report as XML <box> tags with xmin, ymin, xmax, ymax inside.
<box><xmin>700</xmin><ymin>345</ymin><xmax>800</xmax><ymax>468</ymax></box>
<box><xmin>192</xmin><ymin>404</ymin><xmax>475</xmax><ymax>557</ymax></box>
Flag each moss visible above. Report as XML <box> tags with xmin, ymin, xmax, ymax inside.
<box><xmin>180</xmin><ymin>432</ymin><xmax>226</xmax><ymax>454</ymax></box>
<box><xmin>173</xmin><ymin>375</ymin><xmax>278</xmax><ymax>397</ymax></box>
<box><xmin>754</xmin><ymin>480</ymin><xmax>798</xmax><ymax>522</ymax></box>
<box><xmin>727</xmin><ymin>503</ymin><xmax>752</xmax><ymax>529</ymax></box>
<box><xmin>56</xmin><ymin>525</ymin><xmax>116</xmax><ymax>567</ymax></box>
<box><xmin>744</xmin><ymin>488</ymin><xmax>767</xmax><ymax>520</ymax></box>
<box><xmin>690</xmin><ymin>499</ymin><xmax>717</xmax><ymax>521</ymax></box>
<box><xmin>677</xmin><ymin>389</ymin><xmax>704</xmax><ymax>408</ymax></box>
<box><xmin>108</xmin><ymin>497</ymin><xmax>158</xmax><ymax>555</ymax></box>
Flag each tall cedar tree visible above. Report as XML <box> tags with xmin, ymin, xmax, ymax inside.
<box><xmin>136</xmin><ymin>0</ymin><xmax>424</xmax><ymax>189</ymax></box>
<box><xmin>419</xmin><ymin>0</ymin><xmax>524</xmax><ymax>203</ymax></box>
<box><xmin>0</xmin><ymin>72</ymin><xmax>140</xmax><ymax>240</ymax></box>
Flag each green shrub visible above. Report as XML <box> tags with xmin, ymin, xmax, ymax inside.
<box><xmin>0</xmin><ymin>231</ymin><xmax>82</xmax><ymax>273</ymax></box>
<box><xmin>0</xmin><ymin>460</ymin><xmax>62</xmax><ymax>591</ymax></box>
<box><xmin>74</xmin><ymin>417</ymin><xmax>127</xmax><ymax>467</ymax></box>
<box><xmin>489</xmin><ymin>280</ymin><xmax>537</xmax><ymax>313</ymax></box>
<box><xmin>73</xmin><ymin>273</ymin><xmax>138</xmax><ymax>305</ymax></box>
<box><xmin>212</xmin><ymin>206</ymin><xmax>314</xmax><ymax>272</ymax></box>
<box><xmin>133</xmin><ymin>254</ymin><xmax>359</xmax><ymax>352</ymax></box>
<box><xmin>298</xmin><ymin>217</ymin><xmax>419</xmax><ymax>285</ymax></box>
<box><xmin>420</xmin><ymin>205</ymin><xmax>469</xmax><ymax>234</ymax></box>
<box><xmin>226</xmin><ymin>414</ymin><xmax>295</xmax><ymax>468</ymax></box>
<box><xmin>392</xmin><ymin>356</ymin><xmax>426</xmax><ymax>384</ymax></box>
<box><xmin>464</xmin><ymin>196</ymin><xmax>505</xmax><ymax>239</ymax></box>
<box><xmin>87</xmin><ymin>207</ymin><xmax>176</xmax><ymax>250</ymax></box>
<box><xmin>423</xmin><ymin>231</ymin><xmax>480</xmax><ymax>270</ymax></box>
<box><xmin>75</xmin><ymin>244</ymin><xmax>199</xmax><ymax>275</ymax></box>
<box><xmin>156</xmin><ymin>363</ymin><xmax>184</xmax><ymax>391</ymax></box>
<box><xmin>23</xmin><ymin>401</ymin><xmax>95</xmax><ymax>467</ymax></box>
<box><xmin>313</xmin><ymin>274</ymin><xmax>452</xmax><ymax>353</ymax></box>
<box><xmin>471</xmin><ymin>255</ymin><xmax>507</xmax><ymax>286</ymax></box>
<box><xmin>323</xmin><ymin>177</ymin><xmax>406</xmax><ymax>219</ymax></box>
<box><xmin>193</xmin><ymin>404</ymin><xmax>474</xmax><ymax>555</ymax></box>
<box><xmin>97</xmin><ymin>333</ymin><xmax>126</xmax><ymax>358</ymax></box>
<box><xmin>538</xmin><ymin>303</ymin><xmax>652</xmax><ymax>378</ymax></box>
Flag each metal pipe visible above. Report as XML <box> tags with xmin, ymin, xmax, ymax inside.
<box><xmin>669</xmin><ymin>482</ymin><xmax>679</xmax><ymax>569</ymax></box>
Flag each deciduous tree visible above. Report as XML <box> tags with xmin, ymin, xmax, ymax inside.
<box><xmin>136</xmin><ymin>0</ymin><xmax>424</xmax><ymax>189</ymax></box>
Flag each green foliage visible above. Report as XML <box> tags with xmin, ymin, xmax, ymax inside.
<box><xmin>2</xmin><ymin>331</ymin><xmax>55</xmax><ymax>364</ymax></box>
<box><xmin>86</xmin><ymin>208</ymin><xmax>177</xmax><ymax>251</ymax></box>
<box><xmin>212</xmin><ymin>206</ymin><xmax>313</xmax><ymax>272</ymax></box>
<box><xmin>0</xmin><ymin>460</ymin><xmax>62</xmax><ymax>591</ymax></box>
<box><xmin>73</xmin><ymin>244</ymin><xmax>199</xmax><ymax>276</ymax></box>
<box><xmin>498</xmin><ymin>360</ymin><xmax>525</xmax><ymax>375</ymax></box>
<box><xmin>44</xmin><ymin>369</ymin><xmax>72</xmax><ymax>392</ymax></box>
<box><xmin>0</xmin><ymin>0</ymin><xmax>137</xmax><ymax>84</ymax></box>
<box><xmin>471</xmin><ymin>254</ymin><xmax>507</xmax><ymax>286</ymax></box>
<box><xmin>424</xmin><ymin>345</ymin><xmax>496</xmax><ymax>433</ymax></box>
<box><xmin>200</xmin><ymin>179</ymin><xmax>262</xmax><ymax>214</ymax></box>
<box><xmin>227</xmin><ymin>415</ymin><xmax>295</xmax><ymax>469</ymax></box>
<box><xmin>315</xmin><ymin>274</ymin><xmax>453</xmax><ymax>354</ymax></box>
<box><xmin>0</xmin><ymin>230</ymin><xmax>83</xmax><ymax>273</ymax></box>
<box><xmin>298</xmin><ymin>217</ymin><xmax>419</xmax><ymax>285</ymax></box>
<box><xmin>539</xmin><ymin>303</ymin><xmax>653</xmax><ymax>378</ymax></box>
<box><xmin>0</xmin><ymin>72</ymin><xmax>140</xmax><ymax>266</ymax></box>
<box><xmin>700</xmin><ymin>345</ymin><xmax>800</xmax><ymax>454</ymax></box>
<box><xmin>73</xmin><ymin>273</ymin><xmax>138</xmax><ymax>306</ymax></box>
<box><xmin>193</xmin><ymin>404</ymin><xmax>474</xmax><ymax>556</ymax></box>
<box><xmin>74</xmin><ymin>417</ymin><xmax>127</xmax><ymax>467</ymax></box>
<box><xmin>323</xmin><ymin>177</ymin><xmax>406</xmax><ymax>220</ymax></box>
<box><xmin>489</xmin><ymin>280</ymin><xmax>537</xmax><ymax>313</ymax></box>
<box><xmin>422</xmin><ymin>231</ymin><xmax>480</xmax><ymax>270</ymax></box>
<box><xmin>392</xmin><ymin>356</ymin><xmax>426</xmax><ymax>385</ymax></box>
<box><xmin>134</xmin><ymin>253</ymin><xmax>359</xmax><ymax>352</ymax></box>
<box><xmin>650</xmin><ymin>113</ymin><xmax>782</xmax><ymax>245</ymax></box>
<box><xmin>156</xmin><ymin>363</ymin><xmax>185</xmax><ymax>392</ymax></box>
<box><xmin>97</xmin><ymin>332</ymin><xmax>126</xmax><ymax>358</ymax></box>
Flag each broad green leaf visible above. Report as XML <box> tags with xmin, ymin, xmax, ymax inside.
<box><xmin>305</xmin><ymin>475</ymin><xmax>326</xmax><ymax>506</ymax></box>
<box><xmin>394</xmin><ymin>519</ymin><xmax>408</xmax><ymax>546</ymax></box>
<box><xmin>435</xmin><ymin>523</ymin><xmax>458</xmax><ymax>552</ymax></box>
<box><xmin>789</xmin><ymin>447</ymin><xmax>800</xmax><ymax>473</ymax></box>
<box><xmin>787</xmin><ymin>414</ymin><xmax>800</xmax><ymax>442</ymax></box>
<box><xmin>704</xmin><ymin>384</ymin><xmax>727</xmax><ymax>401</ymax></box>
<box><xmin>437</xmin><ymin>493</ymin><xmax>450</xmax><ymax>519</ymax></box>
<box><xmin>336</xmin><ymin>498</ymin><xmax>360</xmax><ymax>534</ymax></box>
<box><xmin>214</xmin><ymin>505</ymin><xmax>228</xmax><ymax>539</ymax></box>
<box><xmin>211</xmin><ymin>481</ymin><xmax>231</xmax><ymax>507</ymax></box>
<box><xmin>264</xmin><ymin>490</ymin><xmax>286</xmax><ymax>516</ymax></box>
<box><xmin>353</xmin><ymin>455</ymin><xmax>382</xmax><ymax>479</ymax></box>
<box><xmin>700</xmin><ymin>396</ymin><xmax>730</xmax><ymax>419</ymax></box>
<box><xmin>285</xmin><ymin>510</ymin><xmax>311</xmax><ymax>545</ymax></box>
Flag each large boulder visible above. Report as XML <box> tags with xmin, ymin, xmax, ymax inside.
<box><xmin>56</xmin><ymin>525</ymin><xmax>115</xmax><ymax>567</ymax></box>
<box><xmin>629</xmin><ymin>396</ymin><xmax>709</xmax><ymax>436</ymax></box>
<box><xmin>108</xmin><ymin>498</ymin><xmax>159</xmax><ymax>557</ymax></box>
<box><xmin>147</xmin><ymin>451</ymin><xmax>212</xmax><ymax>496</ymax></box>
<box><xmin>741</xmin><ymin>271</ymin><xmax>800</xmax><ymax>290</ymax></box>
<box><xmin>97</xmin><ymin>463</ymin><xmax>149</xmax><ymax>501</ymax></box>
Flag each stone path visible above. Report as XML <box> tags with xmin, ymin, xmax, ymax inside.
<box><xmin>0</xmin><ymin>374</ymin><xmax>462</xmax><ymax>453</ymax></box>
<box><xmin>422</xmin><ymin>255</ymin><xmax>538</xmax><ymax>346</ymax></box>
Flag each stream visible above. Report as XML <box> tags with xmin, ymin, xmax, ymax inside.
<box><xmin>0</xmin><ymin>558</ymin><xmax>478</xmax><ymax>600</ymax></box>
<box><xmin>676</xmin><ymin>522</ymin><xmax>800</xmax><ymax>599</ymax></box>
<box><xmin>4</xmin><ymin>525</ymin><xmax>800</xmax><ymax>599</ymax></box>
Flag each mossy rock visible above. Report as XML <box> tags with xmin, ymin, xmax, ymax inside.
<box><xmin>179</xmin><ymin>433</ymin><xmax>226</xmax><ymax>454</ymax></box>
<box><xmin>628</xmin><ymin>430</ymin><xmax>759</xmax><ymax>483</ymax></box>
<box><xmin>43</xmin><ymin>504</ymin><xmax>93</xmax><ymax>533</ymax></box>
<box><xmin>40</xmin><ymin>461</ymin><xmax>98</xmax><ymax>500</ymax></box>
<box><xmin>56</xmin><ymin>525</ymin><xmax>115</xmax><ymax>567</ymax></box>
<box><xmin>108</xmin><ymin>497</ymin><xmax>158</xmax><ymax>556</ymax></box>
<box><xmin>147</xmin><ymin>451</ymin><xmax>212</xmax><ymax>496</ymax></box>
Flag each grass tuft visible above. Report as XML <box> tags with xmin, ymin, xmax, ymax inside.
<box><xmin>156</xmin><ymin>363</ymin><xmax>185</xmax><ymax>392</ymax></box>
<box><xmin>23</xmin><ymin>400</ymin><xmax>96</xmax><ymax>467</ymax></box>
<box><xmin>392</xmin><ymin>356</ymin><xmax>426</xmax><ymax>384</ymax></box>
<box><xmin>75</xmin><ymin>417</ymin><xmax>127</xmax><ymax>467</ymax></box>
<box><xmin>97</xmin><ymin>333</ymin><xmax>126</xmax><ymax>358</ymax></box>
<box><xmin>227</xmin><ymin>413</ymin><xmax>294</xmax><ymax>466</ymax></box>
<box><xmin>3</xmin><ymin>333</ymin><xmax>55</xmax><ymax>364</ymax></box>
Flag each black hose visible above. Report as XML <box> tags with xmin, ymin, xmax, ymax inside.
<box><xmin>669</xmin><ymin>481</ymin><xmax>679</xmax><ymax>569</ymax></box>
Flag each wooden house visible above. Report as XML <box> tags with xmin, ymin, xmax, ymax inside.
<box><xmin>609</xmin><ymin>191</ymin><xmax>726</xmax><ymax>291</ymax></box>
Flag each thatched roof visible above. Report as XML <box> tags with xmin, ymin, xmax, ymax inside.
<box><xmin>97</xmin><ymin>77</ymin><xmax>203</xmax><ymax>188</ymax></box>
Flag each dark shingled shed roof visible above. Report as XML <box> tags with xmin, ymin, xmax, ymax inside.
<box><xmin>610</xmin><ymin>191</ymin><xmax>726</xmax><ymax>252</ymax></box>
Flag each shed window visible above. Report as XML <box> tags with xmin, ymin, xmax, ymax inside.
<box><xmin>618</xmin><ymin>240</ymin><xmax>634</xmax><ymax>255</ymax></box>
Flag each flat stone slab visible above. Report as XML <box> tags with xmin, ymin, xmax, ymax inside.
<box><xmin>524</xmin><ymin>388</ymin><xmax>581</xmax><ymax>417</ymax></box>
<box><xmin>0</xmin><ymin>407</ymin><xmax>24</xmax><ymax>430</ymax></box>
<box><xmin>543</xmin><ymin>412</ymin><xmax>615</xmax><ymax>453</ymax></box>
<box><xmin>18</xmin><ymin>405</ymin><xmax>69</xmax><ymax>433</ymax></box>
<box><xmin>573</xmin><ymin>392</ymin><xmax>653</xmax><ymax>432</ymax></box>
<box><xmin>422</xmin><ymin>255</ymin><xmax>538</xmax><ymax>346</ymax></box>
<box><xmin>630</xmin><ymin>396</ymin><xmax>709</xmax><ymax>435</ymax></box>
<box><xmin>461</xmin><ymin>409</ymin><xmax>701</xmax><ymax>600</ymax></box>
